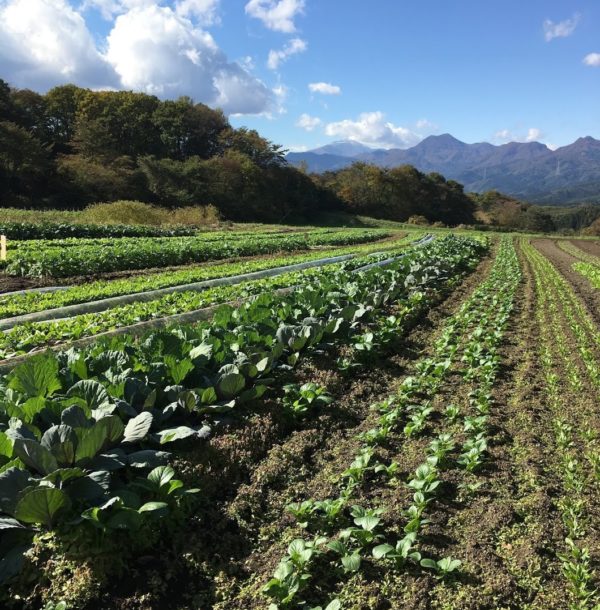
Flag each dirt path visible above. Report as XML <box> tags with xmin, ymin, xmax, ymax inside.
<box><xmin>570</xmin><ymin>238</ymin><xmax>600</xmax><ymax>258</ymax></box>
<box><xmin>532</xmin><ymin>238</ymin><xmax>600</xmax><ymax>325</ymax></box>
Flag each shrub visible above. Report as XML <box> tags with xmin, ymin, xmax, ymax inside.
<box><xmin>80</xmin><ymin>201</ymin><xmax>168</xmax><ymax>226</ymax></box>
<box><xmin>170</xmin><ymin>205</ymin><xmax>220</xmax><ymax>226</ymax></box>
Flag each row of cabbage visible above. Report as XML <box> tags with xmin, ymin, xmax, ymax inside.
<box><xmin>0</xmin><ymin>235</ymin><xmax>418</xmax><ymax>321</ymax></box>
<box><xmin>8</xmin><ymin>227</ymin><xmax>346</xmax><ymax>253</ymax></box>
<box><xmin>1</xmin><ymin>229</ymin><xmax>390</xmax><ymax>278</ymax></box>
<box><xmin>0</xmin><ymin>245</ymin><xmax>419</xmax><ymax>360</ymax></box>
<box><xmin>0</xmin><ymin>222</ymin><xmax>197</xmax><ymax>240</ymax></box>
<box><xmin>0</xmin><ymin>235</ymin><xmax>485</xmax><ymax>588</ymax></box>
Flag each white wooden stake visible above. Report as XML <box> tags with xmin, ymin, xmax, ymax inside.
<box><xmin>0</xmin><ymin>235</ymin><xmax>6</xmax><ymax>262</ymax></box>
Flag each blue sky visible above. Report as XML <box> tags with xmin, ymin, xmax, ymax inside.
<box><xmin>1</xmin><ymin>0</ymin><xmax>599</xmax><ymax>151</ymax></box>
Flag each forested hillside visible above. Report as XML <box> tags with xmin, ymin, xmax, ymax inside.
<box><xmin>0</xmin><ymin>79</ymin><xmax>477</xmax><ymax>226</ymax></box>
<box><xmin>0</xmin><ymin>79</ymin><xmax>336</xmax><ymax>222</ymax></box>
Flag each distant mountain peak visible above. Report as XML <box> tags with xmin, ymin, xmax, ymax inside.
<box><xmin>285</xmin><ymin>133</ymin><xmax>600</xmax><ymax>205</ymax></box>
<box><xmin>311</xmin><ymin>140</ymin><xmax>374</xmax><ymax>157</ymax></box>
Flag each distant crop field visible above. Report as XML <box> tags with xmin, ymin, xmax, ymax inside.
<box><xmin>0</xmin><ymin>228</ymin><xmax>599</xmax><ymax>610</ymax></box>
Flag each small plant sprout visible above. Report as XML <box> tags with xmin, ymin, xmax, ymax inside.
<box><xmin>282</xmin><ymin>382</ymin><xmax>333</xmax><ymax>417</ymax></box>
<box><xmin>286</xmin><ymin>500</ymin><xmax>315</xmax><ymax>527</ymax></box>
<box><xmin>327</xmin><ymin>540</ymin><xmax>362</xmax><ymax>573</ymax></box>
<box><xmin>444</xmin><ymin>404</ymin><xmax>460</xmax><ymax>422</ymax></box>
<box><xmin>374</xmin><ymin>460</ymin><xmax>400</xmax><ymax>481</ymax></box>
<box><xmin>373</xmin><ymin>531</ymin><xmax>421</xmax><ymax>566</ymax></box>
<box><xmin>420</xmin><ymin>556</ymin><xmax>462</xmax><ymax>578</ymax></box>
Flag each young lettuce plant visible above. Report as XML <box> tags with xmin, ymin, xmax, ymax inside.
<box><xmin>420</xmin><ymin>556</ymin><xmax>462</xmax><ymax>579</ymax></box>
<box><xmin>372</xmin><ymin>531</ymin><xmax>421</xmax><ymax>567</ymax></box>
<box><xmin>282</xmin><ymin>383</ymin><xmax>333</xmax><ymax>418</ymax></box>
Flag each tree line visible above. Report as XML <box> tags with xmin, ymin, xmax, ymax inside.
<box><xmin>0</xmin><ymin>78</ymin><xmax>539</xmax><ymax>228</ymax></box>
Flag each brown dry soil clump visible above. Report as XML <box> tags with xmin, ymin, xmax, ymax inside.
<box><xmin>45</xmin><ymin>246</ymin><xmax>490</xmax><ymax>610</ymax></box>
<box><xmin>533</xmin><ymin>238</ymin><xmax>600</xmax><ymax>325</ymax></box>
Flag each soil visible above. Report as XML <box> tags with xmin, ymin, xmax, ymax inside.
<box><xmin>0</xmin><ymin>275</ymin><xmax>58</xmax><ymax>293</ymax></box>
<box><xmin>73</xmin><ymin>248</ymin><xmax>494</xmax><ymax>610</ymax></box>
<box><xmin>569</xmin><ymin>238</ymin><xmax>600</xmax><ymax>258</ymax></box>
<box><xmin>532</xmin><ymin>238</ymin><xmax>600</xmax><ymax>325</ymax></box>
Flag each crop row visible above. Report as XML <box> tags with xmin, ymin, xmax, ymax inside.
<box><xmin>573</xmin><ymin>263</ymin><xmax>600</xmax><ymax>290</ymax></box>
<box><xmin>522</xmin><ymin>239</ymin><xmax>600</xmax><ymax>609</ymax></box>
<box><xmin>0</xmin><ymin>248</ymin><xmax>417</xmax><ymax>360</ymax></box>
<box><xmin>0</xmin><ymin>236</ymin><xmax>486</xmax><ymax>591</ymax></box>
<box><xmin>2</xmin><ymin>229</ymin><xmax>391</xmax><ymax>278</ymax></box>
<box><xmin>8</xmin><ymin>227</ymin><xmax>349</xmax><ymax>254</ymax></box>
<box><xmin>0</xmin><ymin>221</ymin><xmax>198</xmax><ymax>240</ymax></box>
<box><xmin>556</xmin><ymin>240</ymin><xmax>600</xmax><ymax>289</ymax></box>
<box><xmin>557</xmin><ymin>240</ymin><xmax>600</xmax><ymax>267</ymax></box>
<box><xmin>263</xmin><ymin>238</ymin><xmax>520</xmax><ymax>609</ymax></box>
<box><xmin>0</xmin><ymin>235</ymin><xmax>420</xmax><ymax>321</ymax></box>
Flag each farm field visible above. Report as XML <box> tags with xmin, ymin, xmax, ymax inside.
<box><xmin>0</xmin><ymin>226</ymin><xmax>599</xmax><ymax>610</ymax></box>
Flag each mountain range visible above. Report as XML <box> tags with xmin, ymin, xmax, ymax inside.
<box><xmin>286</xmin><ymin>135</ymin><xmax>600</xmax><ymax>205</ymax></box>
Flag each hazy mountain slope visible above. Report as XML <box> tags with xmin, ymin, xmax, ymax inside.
<box><xmin>287</xmin><ymin>134</ymin><xmax>600</xmax><ymax>204</ymax></box>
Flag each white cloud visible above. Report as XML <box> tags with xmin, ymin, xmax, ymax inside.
<box><xmin>543</xmin><ymin>13</ymin><xmax>580</xmax><ymax>41</ymax></box>
<box><xmin>296</xmin><ymin>113</ymin><xmax>321</xmax><ymax>131</ymax></box>
<box><xmin>104</xmin><ymin>5</ymin><xmax>272</xmax><ymax>114</ymax></box>
<box><xmin>175</xmin><ymin>0</ymin><xmax>221</xmax><ymax>25</ymax></box>
<box><xmin>493</xmin><ymin>127</ymin><xmax>546</xmax><ymax>144</ymax></box>
<box><xmin>324</xmin><ymin>111</ymin><xmax>421</xmax><ymax>149</ymax></box>
<box><xmin>416</xmin><ymin>118</ymin><xmax>435</xmax><ymax>130</ymax></box>
<box><xmin>83</xmin><ymin>0</ymin><xmax>221</xmax><ymax>24</ymax></box>
<box><xmin>245</xmin><ymin>0</ymin><xmax>304</xmax><ymax>33</ymax></box>
<box><xmin>267</xmin><ymin>37</ymin><xmax>306</xmax><ymax>70</ymax></box>
<box><xmin>0</xmin><ymin>0</ymin><xmax>275</xmax><ymax>115</ymax></box>
<box><xmin>583</xmin><ymin>52</ymin><xmax>600</xmax><ymax>67</ymax></box>
<box><xmin>82</xmin><ymin>0</ymin><xmax>156</xmax><ymax>20</ymax></box>
<box><xmin>525</xmin><ymin>127</ymin><xmax>543</xmax><ymax>142</ymax></box>
<box><xmin>0</xmin><ymin>0</ymin><xmax>115</xmax><ymax>90</ymax></box>
<box><xmin>308</xmin><ymin>82</ymin><xmax>341</xmax><ymax>95</ymax></box>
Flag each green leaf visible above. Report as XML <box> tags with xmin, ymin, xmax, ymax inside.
<box><xmin>217</xmin><ymin>372</ymin><xmax>246</xmax><ymax>399</ymax></box>
<box><xmin>12</xmin><ymin>439</ymin><xmax>58</xmax><ymax>475</ymax></box>
<box><xmin>127</xmin><ymin>450</ymin><xmax>170</xmax><ymax>469</ymax></box>
<box><xmin>372</xmin><ymin>543</ymin><xmax>394</xmax><ymax>559</ymax></box>
<box><xmin>0</xmin><ymin>459</ymin><xmax>25</xmax><ymax>475</ymax></box>
<box><xmin>0</xmin><ymin>432</ymin><xmax>13</xmax><ymax>460</ymax></box>
<box><xmin>200</xmin><ymin>387</ymin><xmax>218</xmax><ymax>405</ymax></box>
<box><xmin>0</xmin><ymin>468</ymin><xmax>31</xmax><ymax>514</ymax></box>
<box><xmin>325</xmin><ymin>601</ymin><xmax>341</xmax><ymax>610</ymax></box>
<box><xmin>148</xmin><ymin>465</ymin><xmax>175</xmax><ymax>488</ymax></box>
<box><xmin>74</xmin><ymin>417</ymin><xmax>122</xmax><ymax>464</ymax></box>
<box><xmin>97</xmin><ymin>415</ymin><xmax>124</xmax><ymax>444</ymax></box>
<box><xmin>105</xmin><ymin>507</ymin><xmax>142</xmax><ymax>531</ymax></box>
<box><xmin>0</xmin><ymin>544</ymin><xmax>31</xmax><ymax>586</ymax></box>
<box><xmin>67</xmin><ymin>380</ymin><xmax>111</xmax><ymax>410</ymax></box>
<box><xmin>41</xmin><ymin>425</ymin><xmax>77</xmax><ymax>466</ymax></box>
<box><xmin>0</xmin><ymin>517</ymin><xmax>28</xmax><ymax>531</ymax></box>
<box><xmin>123</xmin><ymin>412</ymin><xmax>153</xmax><ymax>444</ymax></box>
<box><xmin>61</xmin><ymin>405</ymin><xmax>92</xmax><ymax>428</ymax></box>
<box><xmin>14</xmin><ymin>487</ymin><xmax>71</xmax><ymax>528</ymax></box>
<box><xmin>157</xmin><ymin>426</ymin><xmax>199</xmax><ymax>445</ymax></box>
<box><xmin>20</xmin><ymin>397</ymin><xmax>47</xmax><ymax>423</ymax></box>
<box><xmin>420</xmin><ymin>558</ymin><xmax>438</xmax><ymax>570</ymax></box>
<box><xmin>164</xmin><ymin>356</ymin><xmax>194</xmax><ymax>385</ymax></box>
<box><xmin>8</xmin><ymin>355</ymin><xmax>61</xmax><ymax>398</ymax></box>
<box><xmin>139</xmin><ymin>501</ymin><xmax>169</xmax><ymax>516</ymax></box>
<box><xmin>189</xmin><ymin>342</ymin><xmax>213</xmax><ymax>360</ymax></box>
<box><xmin>341</xmin><ymin>553</ymin><xmax>361</xmax><ymax>572</ymax></box>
